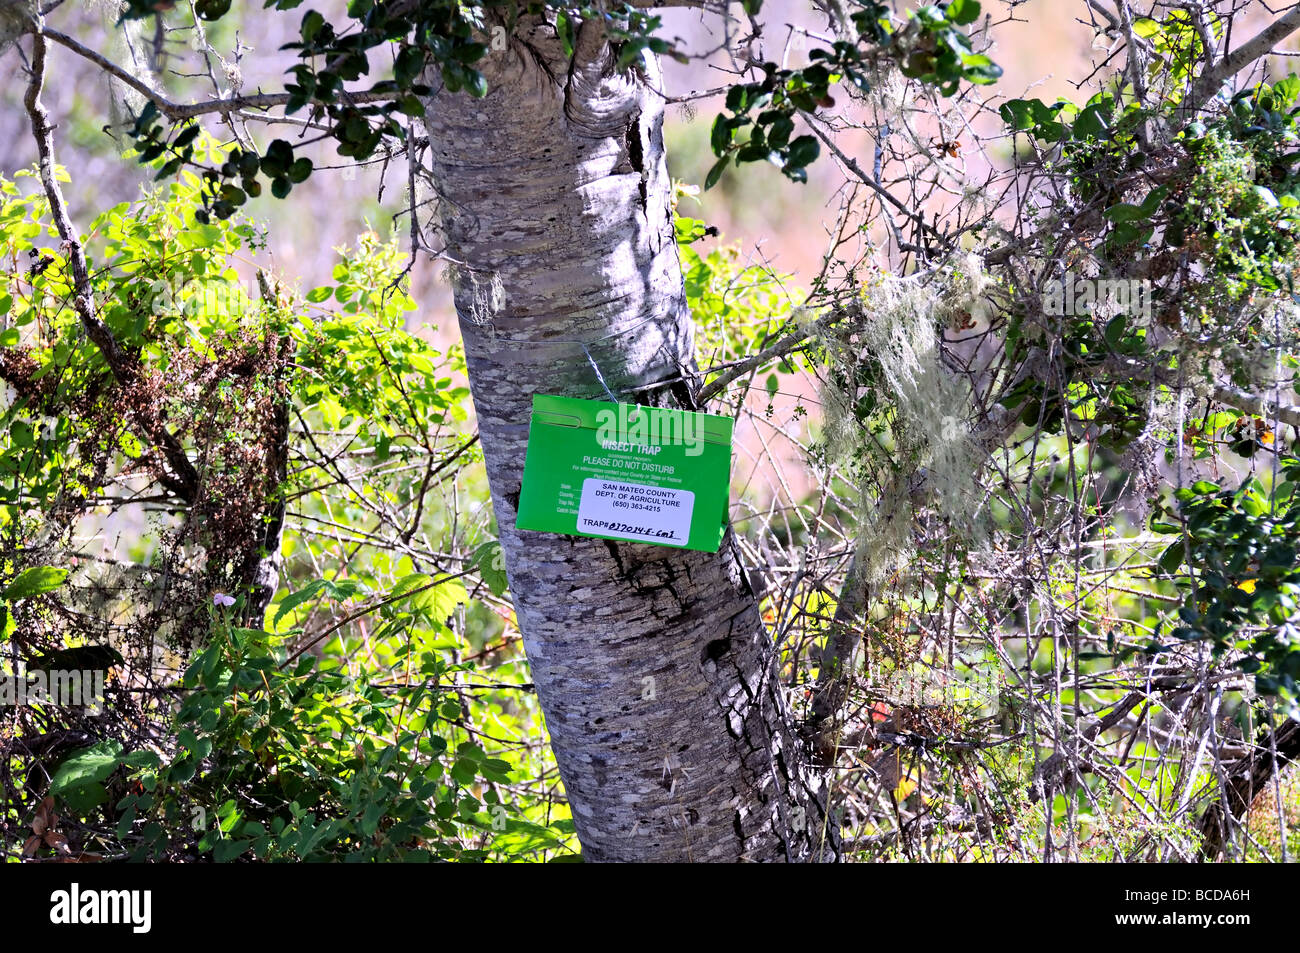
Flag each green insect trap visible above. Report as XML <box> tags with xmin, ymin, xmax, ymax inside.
<box><xmin>515</xmin><ymin>395</ymin><xmax>734</xmax><ymax>552</ymax></box>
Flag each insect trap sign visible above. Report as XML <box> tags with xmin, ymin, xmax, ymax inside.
<box><xmin>515</xmin><ymin>395</ymin><xmax>734</xmax><ymax>552</ymax></box>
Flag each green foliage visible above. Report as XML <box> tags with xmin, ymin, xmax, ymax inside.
<box><xmin>1</xmin><ymin>160</ymin><xmax>272</xmax><ymax>601</ymax></box>
<box><xmin>106</xmin><ymin>604</ymin><xmax>552</xmax><ymax>861</ymax></box>
<box><xmin>0</xmin><ymin>566</ymin><xmax>67</xmax><ymax>639</ymax></box>
<box><xmin>1002</xmin><ymin>52</ymin><xmax>1300</xmax><ymax>296</ymax></box>
<box><xmin>1000</xmin><ymin>309</ymin><xmax>1156</xmax><ymax>449</ymax></box>
<box><xmin>999</xmin><ymin>91</ymin><xmax>1120</xmax><ymax>148</ymax></box>
<box><xmin>2</xmin><ymin>158</ymin><xmax>573</xmax><ymax>862</ymax></box>
<box><xmin>49</xmin><ymin>741</ymin><xmax>124</xmax><ymax>815</ymax></box>
<box><xmin>2</xmin><ymin>565</ymin><xmax>67</xmax><ymax>600</ymax></box>
<box><xmin>293</xmin><ymin>231</ymin><xmax>468</xmax><ymax>442</ymax></box>
<box><xmin>673</xmin><ymin>188</ymin><xmax>804</xmax><ymax>399</ymax></box>
<box><xmin>1153</xmin><ymin>466</ymin><xmax>1300</xmax><ymax>716</ymax></box>
<box><xmin>708</xmin><ymin>0</ymin><xmax>1000</xmax><ymax>187</ymax></box>
<box><xmin>15</xmin><ymin>0</ymin><xmax>1299</xmax><ymax>866</ymax></box>
<box><xmin>1173</xmin><ymin>83</ymin><xmax>1300</xmax><ymax>297</ymax></box>
<box><xmin>114</xmin><ymin>1</ymin><xmax>698</xmax><ymax>218</ymax></box>
<box><xmin>471</xmin><ymin>541</ymin><xmax>508</xmax><ymax>597</ymax></box>
<box><xmin>107</xmin><ymin>0</ymin><xmax>1000</xmax><ymax>213</ymax></box>
<box><xmin>997</xmin><ymin>61</ymin><xmax>1300</xmax><ymax>458</ymax></box>
<box><xmin>893</xmin><ymin>0</ymin><xmax>1001</xmax><ymax>92</ymax></box>
<box><xmin>556</xmin><ymin>4</ymin><xmax>680</xmax><ymax>69</ymax></box>
<box><xmin>115</xmin><ymin>0</ymin><xmax>498</xmax><ymax>218</ymax></box>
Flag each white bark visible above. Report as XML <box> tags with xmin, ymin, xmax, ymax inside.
<box><xmin>422</xmin><ymin>17</ymin><xmax>836</xmax><ymax>861</ymax></box>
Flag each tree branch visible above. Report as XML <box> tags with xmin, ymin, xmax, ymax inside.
<box><xmin>23</xmin><ymin>25</ymin><xmax>199</xmax><ymax>501</ymax></box>
<box><xmin>696</xmin><ymin>301</ymin><xmax>864</xmax><ymax>404</ymax></box>
<box><xmin>40</xmin><ymin>26</ymin><xmax>397</xmax><ymax>122</ymax></box>
<box><xmin>1200</xmin><ymin>717</ymin><xmax>1300</xmax><ymax>860</ymax></box>
<box><xmin>1212</xmin><ymin>380</ymin><xmax>1300</xmax><ymax>431</ymax></box>
<box><xmin>696</xmin><ymin>327</ymin><xmax>815</xmax><ymax>404</ymax></box>
<box><xmin>1184</xmin><ymin>4</ymin><xmax>1300</xmax><ymax>115</ymax></box>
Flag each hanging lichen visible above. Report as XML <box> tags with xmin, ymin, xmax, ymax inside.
<box><xmin>817</xmin><ymin>253</ymin><xmax>993</xmax><ymax>587</ymax></box>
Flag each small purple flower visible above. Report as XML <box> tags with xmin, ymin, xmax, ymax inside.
<box><xmin>212</xmin><ymin>593</ymin><xmax>236</xmax><ymax>608</ymax></box>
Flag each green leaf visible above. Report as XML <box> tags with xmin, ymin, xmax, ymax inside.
<box><xmin>59</xmin><ymin>782</ymin><xmax>109</xmax><ymax>815</ymax></box>
<box><xmin>767</xmin><ymin>115</ymin><xmax>794</xmax><ymax>149</ymax></box>
<box><xmin>194</xmin><ymin>0</ymin><xmax>231</xmax><ymax>20</ymax></box>
<box><xmin>785</xmin><ymin>134</ymin><xmax>820</xmax><ymax>169</ymax></box>
<box><xmin>1072</xmin><ymin>100</ymin><xmax>1113</xmax><ymax>138</ymax></box>
<box><xmin>301</xmin><ymin>9</ymin><xmax>324</xmax><ymax>43</ymax></box>
<box><xmin>451</xmin><ymin>42</ymin><xmax>488</xmax><ymax>65</ymax></box>
<box><xmin>1105</xmin><ymin>203</ymin><xmax>1145</xmax><ymax>224</ymax></box>
<box><xmin>123</xmin><ymin>750</ymin><xmax>161</xmax><ymax>769</ymax></box>
<box><xmin>556</xmin><ymin>11</ymin><xmax>575</xmax><ymax>58</ymax></box>
<box><xmin>391</xmin><ymin>573</ymin><xmax>467</xmax><ymax>623</ymax></box>
<box><xmin>999</xmin><ymin>100</ymin><xmax>1032</xmax><ymax>129</ymax></box>
<box><xmin>395</xmin><ymin>46</ymin><xmax>425</xmax><ymax>87</ymax></box>
<box><xmin>288</xmin><ymin>157</ymin><xmax>313</xmax><ymax>184</ymax></box>
<box><xmin>273</xmin><ymin>579</ymin><xmax>327</xmax><ymax>625</ymax></box>
<box><xmin>391</xmin><ymin>572</ymin><xmax>434</xmax><ymax>601</ymax></box>
<box><xmin>704</xmin><ymin>156</ymin><xmax>730</xmax><ymax>191</ymax></box>
<box><xmin>261</xmin><ymin>139</ymin><xmax>294</xmax><ymax>176</ymax></box>
<box><xmin>1132</xmin><ymin>17</ymin><xmax>1161</xmax><ymax>38</ymax></box>
<box><xmin>1104</xmin><ymin>315</ymin><xmax>1127</xmax><ymax>347</ymax></box>
<box><xmin>473</xmin><ymin>541</ymin><xmax>508</xmax><ymax>596</ymax></box>
<box><xmin>173</xmin><ymin>125</ymin><xmax>202</xmax><ymax>149</ymax></box>
<box><xmin>465</xmin><ymin>70</ymin><xmax>488</xmax><ymax>99</ymax></box>
<box><xmin>3</xmin><ymin>566</ymin><xmax>68</xmax><ymax>600</ymax></box>
<box><xmin>212</xmin><ymin>838</ymin><xmax>248</xmax><ymax>862</ymax></box>
<box><xmin>710</xmin><ymin>114</ymin><xmax>731</xmax><ymax>155</ymax></box>
<box><xmin>947</xmin><ymin>0</ymin><xmax>982</xmax><ymax>26</ymax></box>
<box><xmin>50</xmin><ymin>741</ymin><xmax>124</xmax><ymax>797</ymax></box>
<box><xmin>961</xmin><ymin>53</ymin><xmax>1001</xmax><ymax>83</ymax></box>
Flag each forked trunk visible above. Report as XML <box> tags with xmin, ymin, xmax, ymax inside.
<box><xmin>422</xmin><ymin>17</ymin><xmax>835</xmax><ymax>861</ymax></box>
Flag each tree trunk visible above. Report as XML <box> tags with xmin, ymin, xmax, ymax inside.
<box><xmin>422</xmin><ymin>17</ymin><xmax>836</xmax><ymax>861</ymax></box>
<box><xmin>237</xmin><ymin>320</ymin><xmax>292</xmax><ymax>630</ymax></box>
<box><xmin>1200</xmin><ymin>717</ymin><xmax>1300</xmax><ymax>860</ymax></box>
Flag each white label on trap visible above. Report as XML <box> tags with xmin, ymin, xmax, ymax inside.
<box><xmin>576</xmin><ymin>479</ymin><xmax>695</xmax><ymax>546</ymax></box>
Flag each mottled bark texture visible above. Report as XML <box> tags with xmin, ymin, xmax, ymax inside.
<box><xmin>238</xmin><ymin>318</ymin><xmax>292</xmax><ymax>630</ymax></box>
<box><xmin>422</xmin><ymin>17</ymin><xmax>837</xmax><ymax>861</ymax></box>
